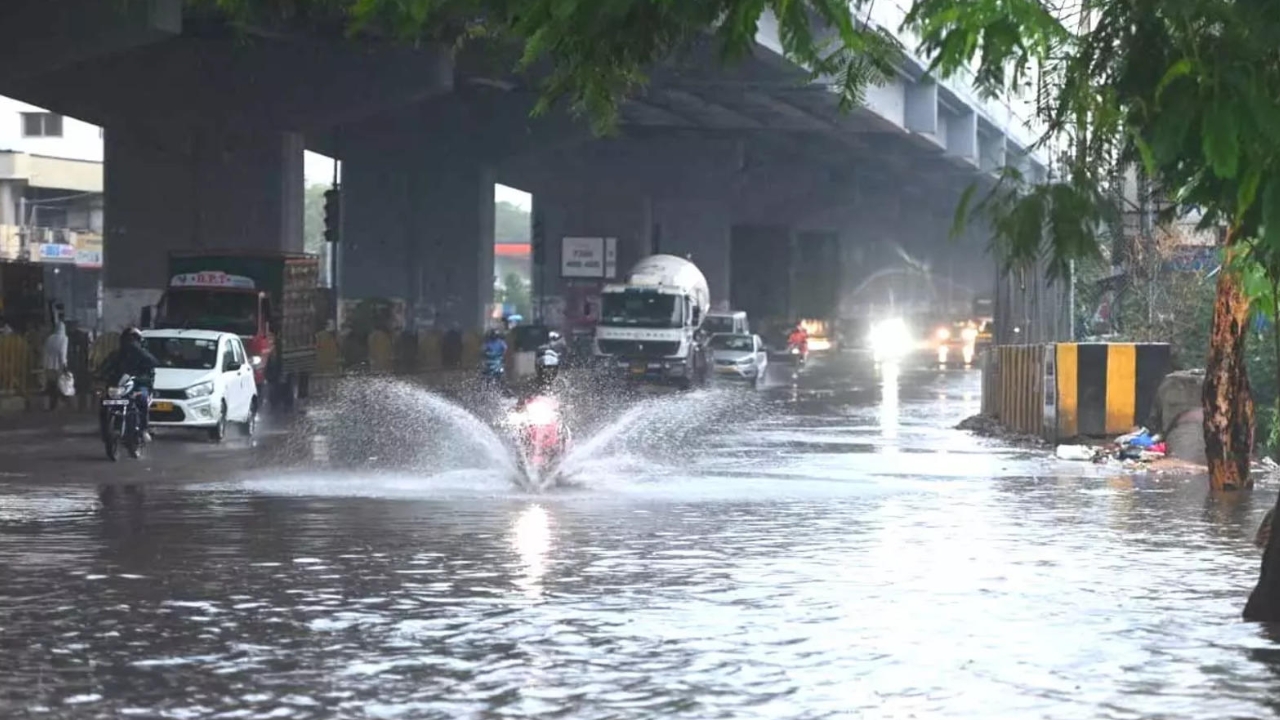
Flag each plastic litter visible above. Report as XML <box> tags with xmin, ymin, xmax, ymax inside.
<box><xmin>1056</xmin><ymin>444</ymin><xmax>1097</xmax><ymax>461</ymax></box>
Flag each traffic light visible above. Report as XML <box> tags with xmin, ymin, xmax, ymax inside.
<box><xmin>323</xmin><ymin>187</ymin><xmax>341</xmax><ymax>243</ymax></box>
<box><xmin>531</xmin><ymin>207</ymin><xmax>545</xmax><ymax>267</ymax></box>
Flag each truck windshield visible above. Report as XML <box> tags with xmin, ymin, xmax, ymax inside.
<box><xmin>159</xmin><ymin>291</ymin><xmax>258</xmax><ymax>336</ymax></box>
<box><xmin>601</xmin><ymin>292</ymin><xmax>684</xmax><ymax>328</ymax></box>
<box><xmin>143</xmin><ymin>337</ymin><xmax>219</xmax><ymax>370</ymax></box>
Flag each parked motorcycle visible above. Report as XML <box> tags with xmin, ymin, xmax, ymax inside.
<box><xmin>100</xmin><ymin>374</ymin><xmax>148</xmax><ymax>461</ymax></box>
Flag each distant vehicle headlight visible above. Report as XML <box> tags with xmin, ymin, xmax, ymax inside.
<box><xmin>961</xmin><ymin>327</ymin><xmax>979</xmax><ymax>342</ymax></box>
<box><xmin>936</xmin><ymin>327</ymin><xmax>951</xmax><ymax>341</ymax></box>
<box><xmin>869</xmin><ymin>318</ymin><xmax>911</xmax><ymax>359</ymax></box>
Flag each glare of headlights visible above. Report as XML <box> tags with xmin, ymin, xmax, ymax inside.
<box><xmin>961</xmin><ymin>327</ymin><xmax>979</xmax><ymax>342</ymax></box>
<box><xmin>936</xmin><ymin>327</ymin><xmax>951</xmax><ymax>341</ymax></box>
<box><xmin>869</xmin><ymin>318</ymin><xmax>911</xmax><ymax>358</ymax></box>
<box><xmin>525</xmin><ymin>399</ymin><xmax>558</xmax><ymax>425</ymax></box>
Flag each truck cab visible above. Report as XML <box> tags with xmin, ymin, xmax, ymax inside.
<box><xmin>154</xmin><ymin>272</ymin><xmax>274</xmax><ymax>386</ymax></box>
<box><xmin>593</xmin><ymin>255</ymin><xmax>711</xmax><ymax>388</ymax></box>
<box><xmin>149</xmin><ymin>252</ymin><xmax>319</xmax><ymax>407</ymax></box>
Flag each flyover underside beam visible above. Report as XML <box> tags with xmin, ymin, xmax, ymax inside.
<box><xmin>0</xmin><ymin>0</ymin><xmax>181</xmax><ymax>84</ymax></box>
<box><xmin>2</xmin><ymin>34</ymin><xmax>452</xmax><ymax>133</ymax></box>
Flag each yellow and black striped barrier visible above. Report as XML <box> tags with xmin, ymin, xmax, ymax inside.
<box><xmin>1052</xmin><ymin>342</ymin><xmax>1170</xmax><ymax>439</ymax></box>
<box><xmin>983</xmin><ymin>342</ymin><xmax>1171</xmax><ymax>440</ymax></box>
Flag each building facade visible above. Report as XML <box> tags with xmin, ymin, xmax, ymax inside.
<box><xmin>0</xmin><ymin>96</ymin><xmax>103</xmax><ymax>332</ymax></box>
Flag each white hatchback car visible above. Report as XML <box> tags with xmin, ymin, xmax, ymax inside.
<box><xmin>709</xmin><ymin>333</ymin><xmax>769</xmax><ymax>389</ymax></box>
<box><xmin>141</xmin><ymin>329</ymin><xmax>259</xmax><ymax>441</ymax></box>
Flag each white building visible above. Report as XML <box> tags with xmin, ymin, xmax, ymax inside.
<box><xmin>0</xmin><ymin>96</ymin><xmax>104</xmax><ymax>331</ymax></box>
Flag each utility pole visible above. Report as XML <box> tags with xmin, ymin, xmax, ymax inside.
<box><xmin>324</xmin><ymin>160</ymin><xmax>341</xmax><ymax>329</ymax></box>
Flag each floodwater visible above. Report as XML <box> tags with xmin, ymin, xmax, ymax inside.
<box><xmin>1</xmin><ymin>355</ymin><xmax>1278</xmax><ymax>719</ymax></box>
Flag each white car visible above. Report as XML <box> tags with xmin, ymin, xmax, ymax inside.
<box><xmin>140</xmin><ymin>329</ymin><xmax>259</xmax><ymax>441</ymax></box>
<box><xmin>709</xmin><ymin>333</ymin><xmax>769</xmax><ymax>389</ymax></box>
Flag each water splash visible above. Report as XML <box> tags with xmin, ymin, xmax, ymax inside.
<box><xmin>295</xmin><ymin>377</ymin><xmax>522</xmax><ymax>484</ymax></box>
<box><xmin>552</xmin><ymin>388</ymin><xmax>761</xmax><ymax>488</ymax></box>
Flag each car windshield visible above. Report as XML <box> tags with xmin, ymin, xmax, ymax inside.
<box><xmin>158</xmin><ymin>290</ymin><xmax>257</xmax><ymax>336</ymax></box>
<box><xmin>710</xmin><ymin>334</ymin><xmax>753</xmax><ymax>351</ymax></box>
<box><xmin>600</xmin><ymin>291</ymin><xmax>684</xmax><ymax>328</ymax></box>
<box><xmin>144</xmin><ymin>337</ymin><xmax>219</xmax><ymax>370</ymax></box>
<box><xmin>704</xmin><ymin>316</ymin><xmax>735</xmax><ymax>334</ymax></box>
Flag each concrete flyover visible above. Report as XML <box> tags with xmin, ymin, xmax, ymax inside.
<box><xmin>0</xmin><ymin>0</ymin><xmax>1046</xmax><ymax>332</ymax></box>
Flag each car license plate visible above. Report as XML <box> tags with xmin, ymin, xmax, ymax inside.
<box><xmin>716</xmin><ymin>366</ymin><xmax>737</xmax><ymax>373</ymax></box>
<box><xmin>151</xmin><ymin>401</ymin><xmax>174</xmax><ymax>412</ymax></box>
<box><xmin>630</xmin><ymin>363</ymin><xmax>646</xmax><ymax>375</ymax></box>
<box><xmin>101</xmin><ymin>399</ymin><xmax>129</xmax><ymax>407</ymax></box>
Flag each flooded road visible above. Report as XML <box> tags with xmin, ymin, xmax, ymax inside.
<box><xmin>1</xmin><ymin>355</ymin><xmax>1277</xmax><ymax>719</ymax></box>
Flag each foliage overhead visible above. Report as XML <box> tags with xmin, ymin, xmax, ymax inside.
<box><xmin>906</xmin><ymin>0</ymin><xmax>1280</xmax><ymax>279</ymax></box>
<box><xmin>208</xmin><ymin>0</ymin><xmax>902</xmax><ymax>132</ymax></box>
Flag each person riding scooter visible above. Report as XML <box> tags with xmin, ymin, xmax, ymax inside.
<box><xmin>510</xmin><ymin>345</ymin><xmax>569</xmax><ymax>473</ymax></box>
<box><xmin>480</xmin><ymin>329</ymin><xmax>507</xmax><ymax>385</ymax></box>
<box><xmin>786</xmin><ymin>322</ymin><xmax>809</xmax><ymax>364</ymax></box>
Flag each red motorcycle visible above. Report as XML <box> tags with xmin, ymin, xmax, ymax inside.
<box><xmin>508</xmin><ymin>395</ymin><xmax>570</xmax><ymax>477</ymax></box>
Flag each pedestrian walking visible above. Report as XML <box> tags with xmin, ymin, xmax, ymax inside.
<box><xmin>43</xmin><ymin>321</ymin><xmax>69</xmax><ymax>411</ymax></box>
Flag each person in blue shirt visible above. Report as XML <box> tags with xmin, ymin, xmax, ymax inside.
<box><xmin>481</xmin><ymin>329</ymin><xmax>507</xmax><ymax>382</ymax></box>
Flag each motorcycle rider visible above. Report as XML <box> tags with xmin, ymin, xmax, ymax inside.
<box><xmin>787</xmin><ymin>322</ymin><xmax>809</xmax><ymax>356</ymax></box>
<box><xmin>480</xmin><ymin>328</ymin><xmax>508</xmax><ymax>385</ymax></box>
<box><xmin>544</xmin><ymin>330</ymin><xmax>569</xmax><ymax>368</ymax></box>
<box><xmin>98</xmin><ymin>327</ymin><xmax>161</xmax><ymax>441</ymax></box>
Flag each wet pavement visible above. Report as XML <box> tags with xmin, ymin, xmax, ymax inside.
<box><xmin>1</xmin><ymin>354</ymin><xmax>1278</xmax><ymax>719</ymax></box>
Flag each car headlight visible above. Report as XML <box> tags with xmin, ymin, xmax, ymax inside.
<box><xmin>936</xmin><ymin>327</ymin><xmax>951</xmax><ymax>341</ymax></box>
<box><xmin>185</xmin><ymin>381</ymin><xmax>215</xmax><ymax>399</ymax></box>
<box><xmin>736</xmin><ymin>356</ymin><xmax>754</xmax><ymax>365</ymax></box>
<box><xmin>961</xmin><ymin>327</ymin><xmax>978</xmax><ymax>342</ymax></box>
<box><xmin>249</xmin><ymin>355</ymin><xmax>264</xmax><ymax>368</ymax></box>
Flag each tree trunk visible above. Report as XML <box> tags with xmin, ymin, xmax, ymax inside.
<box><xmin>1203</xmin><ymin>232</ymin><xmax>1255</xmax><ymax>492</ymax></box>
<box><xmin>1245</xmin><ymin>499</ymin><xmax>1280</xmax><ymax>621</ymax></box>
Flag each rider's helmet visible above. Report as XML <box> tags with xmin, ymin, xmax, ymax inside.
<box><xmin>548</xmin><ymin>330</ymin><xmax>562</xmax><ymax>342</ymax></box>
<box><xmin>122</xmin><ymin>326</ymin><xmax>143</xmax><ymax>345</ymax></box>
<box><xmin>487</xmin><ymin>328</ymin><xmax>503</xmax><ymax>341</ymax></box>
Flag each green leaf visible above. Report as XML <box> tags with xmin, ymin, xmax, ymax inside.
<box><xmin>1263</xmin><ymin>178</ymin><xmax>1280</xmax><ymax>249</ymax></box>
<box><xmin>1202</xmin><ymin>103</ymin><xmax>1241</xmax><ymax>179</ymax></box>
<box><xmin>1132</xmin><ymin>133</ymin><xmax>1156</xmax><ymax>176</ymax></box>
<box><xmin>1239</xmin><ymin>167</ymin><xmax>1263</xmax><ymax>220</ymax></box>
<box><xmin>1155</xmin><ymin>58</ymin><xmax>1193</xmax><ymax>101</ymax></box>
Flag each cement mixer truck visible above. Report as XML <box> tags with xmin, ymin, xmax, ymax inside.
<box><xmin>593</xmin><ymin>254</ymin><xmax>712</xmax><ymax>388</ymax></box>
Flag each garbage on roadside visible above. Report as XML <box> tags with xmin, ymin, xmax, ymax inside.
<box><xmin>1055</xmin><ymin>444</ymin><xmax>1101</xmax><ymax>461</ymax></box>
<box><xmin>1055</xmin><ymin>426</ymin><xmax>1175</xmax><ymax>470</ymax></box>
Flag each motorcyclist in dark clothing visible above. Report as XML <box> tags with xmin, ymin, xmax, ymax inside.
<box><xmin>98</xmin><ymin>327</ymin><xmax>161</xmax><ymax>439</ymax></box>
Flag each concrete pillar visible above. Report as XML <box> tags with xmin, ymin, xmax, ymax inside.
<box><xmin>534</xmin><ymin>189</ymin><xmax>651</xmax><ymax>327</ymax></box>
<box><xmin>413</xmin><ymin>162</ymin><xmax>495</xmax><ymax>331</ymax></box>
<box><xmin>339</xmin><ymin>157</ymin><xmax>412</xmax><ymax>303</ymax></box>
<box><xmin>101</xmin><ymin>124</ymin><xmax>304</xmax><ymax>330</ymax></box>
<box><xmin>339</xmin><ymin>154</ymin><xmax>494</xmax><ymax>331</ymax></box>
<box><xmin>652</xmin><ymin>198</ymin><xmax>732</xmax><ymax>307</ymax></box>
